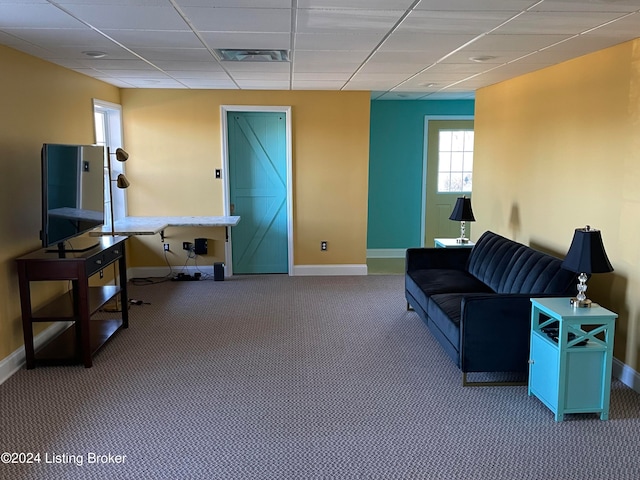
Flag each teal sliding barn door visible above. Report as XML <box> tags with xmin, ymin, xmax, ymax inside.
<box><xmin>228</xmin><ymin>112</ymin><xmax>288</xmax><ymax>274</ymax></box>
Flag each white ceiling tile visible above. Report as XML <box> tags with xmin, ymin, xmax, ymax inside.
<box><xmin>200</xmin><ymin>32</ymin><xmax>290</xmax><ymax>50</ymax></box>
<box><xmin>222</xmin><ymin>61</ymin><xmax>290</xmax><ymax>73</ymax></box>
<box><xmin>38</xmin><ymin>45</ymin><xmax>141</xmax><ymax>61</ymax></box>
<box><xmin>230</xmin><ymin>71</ymin><xmax>289</xmax><ymax>81</ymax></box>
<box><xmin>177</xmin><ymin>0</ymin><xmax>290</xmax><ymax>6</ymax></box>
<box><xmin>78</xmin><ymin>59</ymin><xmax>159</xmax><ymax>70</ymax></box>
<box><xmin>166</xmin><ymin>70</ymin><xmax>230</xmax><ymax>80</ymax></box>
<box><xmin>414</xmin><ymin>1</ymin><xmax>535</xmax><ymax>12</ymax></box>
<box><xmin>458</xmin><ymin>34</ymin><xmax>573</xmax><ymax>53</ymax></box>
<box><xmin>128</xmin><ymin>47</ymin><xmax>214</xmax><ymax>61</ymax></box>
<box><xmin>90</xmin><ymin>69</ymin><xmax>171</xmax><ymax>78</ymax></box>
<box><xmin>183</xmin><ymin>7</ymin><xmax>291</xmax><ymax>32</ymax></box>
<box><xmin>235</xmin><ymin>79</ymin><xmax>291</xmax><ymax>89</ymax></box>
<box><xmin>58</xmin><ymin>5</ymin><xmax>190</xmax><ymax>30</ymax></box>
<box><xmin>298</xmin><ymin>1</ymin><xmax>414</xmax><ymax>8</ymax></box>
<box><xmin>293</xmin><ymin>72</ymin><xmax>350</xmax><ymax>81</ymax></box>
<box><xmin>120</xmin><ymin>78</ymin><xmax>187</xmax><ymax>88</ymax></box>
<box><xmin>152</xmin><ymin>60</ymin><xmax>224</xmax><ymax>72</ymax></box>
<box><xmin>295</xmin><ymin>33</ymin><xmax>384</xmax><ymax>51</ymax></box>
<box><xmin>292</xmin><ymin>80</ymin><xmax>348</xmax><ymax>89</ymax></box>
<box><xmin>397</xmin><ymin>10</ymin><xmax>518</xmax><ymax>34</ymax></box>
<box><xmin>297</xmin><ymin>9</ymin><xmax>402</xmax><ymax>34</ymax></box>
<box><xmin>530</xmin><ymin>0</ymin><xmax>640</xmax><ymax>13</ymax></box>
<box><xmin>0</xmin><ymin>27</ymin><xmax>113</xmax><ymax>47</ymax></box>
<box><xmin>0</xmin><ymin>4</ymin><xmax>84</xmax><ymax>28</ymax></box>
<box><xmin>379</xmin><ymin>33</ymin><xmax>477</xmax><ymax>52</ymax></box>
<box><xmin>103</xmin><ymin>30</ymin><xmax>202</xmax><ymax>49</ymax></box>
<box><xmin>178</xmin><ymin>78</ymin><xmax>238</xmax><ymax>89</ymax></box>
<box><xmin>498</xmin><ymin>11</ymin><xmax>628</xmax><ymax>35</ymax></box>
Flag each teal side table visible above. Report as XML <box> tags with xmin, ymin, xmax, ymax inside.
<box><xmin>528</xmin><ymin>297</ymin><xmax>617</xmax><ymax>421</ymax></box>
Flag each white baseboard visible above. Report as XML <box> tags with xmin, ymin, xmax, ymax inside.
<box><xmin>132</xmin><ymin>264</ymin><xmax>370</xmax><ymax>278</ymax></box>
<box><xmin>613</xmin><ymin>357</ymin><xmax>640</xmax><ymax>393</ymax></box>
<box><xmin>129</xmin><ymin>265</ymin><xmax>215</xmax><ymax>279</ymax></box>
<box><xmin>292</xmin><ymin>264</ymin><xmax>368</xmax><ymax>276</ymax></box>
<box><xmin>0</xmin><ymin>321</ymin><xmax>72</xmax><ymax>385</ymax></box>
<box><xmin>367</xmin><ymin>249</ymin><xmax>406</xmax><ymax>259</ymax></box>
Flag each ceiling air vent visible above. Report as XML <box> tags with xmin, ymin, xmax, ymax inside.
<box><xmin>215</xmin><ymin>49</ymin><xmax>290</xmax><ymax>62</ymax></box>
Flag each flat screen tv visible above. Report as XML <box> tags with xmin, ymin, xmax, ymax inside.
<box><xmin>41</xmin><ymin>143</ymin><xmax>105</xmax><ymax>253</ymax></box>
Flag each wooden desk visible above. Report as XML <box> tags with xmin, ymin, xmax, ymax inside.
<box><xmin>16</xmin><ymin>236</ymin><xmax>129</xmax><ymax>369</ymax></box>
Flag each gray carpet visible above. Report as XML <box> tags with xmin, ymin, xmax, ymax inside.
<box><xmin>1</xmin><ymin>275</ymin><xmax>639</xmax><ymax>480</ymax></box>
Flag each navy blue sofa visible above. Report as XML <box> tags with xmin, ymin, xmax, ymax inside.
<box><xmin>405</xmin><ymin>231</ymin><xmax>576</xmax><ymax>386</ymax></box>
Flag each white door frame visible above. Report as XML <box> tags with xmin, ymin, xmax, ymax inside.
<box><xmin>422</xmin><ymin>115</ymin><xmax>474</xmax><ymax>247</ymax></box>
<box><xmin>220</xmin><ymin>105</ymin><xmax>293</xmax><ymax>276</ymax></box>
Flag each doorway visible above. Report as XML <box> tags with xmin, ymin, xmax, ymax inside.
<box><xmin>423</xmin><ymin>118</ymin><xmax>475</xmax><ymax>247</ymax></box>
<box><xmin>221</xmin><ymin>106</ymin><xmax>293</xmax><ymax>275</ymax></box>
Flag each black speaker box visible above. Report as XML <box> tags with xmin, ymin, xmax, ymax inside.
<box><xmin>213</xmin><ymin>262</ymin><xmax>224</xmax><ymax>281</ymax></box>
<box><xmin>194</xmin><ymin>238</ymin><xmax>208</xmax><ymax>255</ymax></box>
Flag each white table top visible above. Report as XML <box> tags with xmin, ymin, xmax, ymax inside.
<box><xmin>92</xmin><ymin>215</ymin><xmax>240</xmax><ymax>236</ymax></box>
<box><xmin>434</xmin><ymin>238</ymin><xmax>475</xmax><ymax>248</ymax></box>
<box><xmin>530</xmin><ymin>297</ymin><xmax>617</xmax><ymax>319</ymax></box>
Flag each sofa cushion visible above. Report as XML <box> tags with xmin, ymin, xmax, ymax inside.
<box><xmin>467</xmin><ymin>231</ymin><xmax>575</xmax><ymax>295</ymax></box>
<box><xmin>407</xmin><ymin>269</ymin><xmax>494</xmax><ymax>296</ymax></box>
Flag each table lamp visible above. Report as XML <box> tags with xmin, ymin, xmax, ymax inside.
<box><xmin>449</xmin><ymin>196</ymin><xmax>475</xmax><ymax>243</ymax></box>
<box><xmin>562</xmin><ymin>225</ymin><xmax>613</xmax><ymax>307</ymax></box>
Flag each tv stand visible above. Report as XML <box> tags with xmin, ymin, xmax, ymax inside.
<box><xmin>46</xmin><ymin>240</ymin><xmax>101</xmax><ymax>256</ymax></box>
<box><xmin>16</xmin><ymin>236</ymin><xmax>128</xmax><ymax>369</ymax></box>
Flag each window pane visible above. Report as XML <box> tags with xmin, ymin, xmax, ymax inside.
<box><xmin>451</xmin><ymin>131</ymin><xmax>465</xmax><ymax>151</ymax></box>
<box><xmin>463</xmin><ymin>152</ymin><xmax>473</xmax><ymax>171</ymax></box>
<box><xmin>451</xmin><ymin>152</ymin><xmax>464</xmax><ymax>172</ymax></box>
<box><xmin>438</xmin><ymin>173</ymin><xmax>451</xmax><ymax>192</ymax></box>
<box><xmin>437</xmin><ymin>128</ymin><xmax>474</xmax><ymax>193</ymax></box>
<box><xmin>439</xmin><ymin>131</ymin><xmax>452</xmax><ymax>150</ymax></box>
<box><xmin>438</xmin><ymin>151</ymin><xmax>451</xmax><ymax>171</ymax></box>
<box><xmin>463</xmin><ymin>172</ymin><xmax>472</xmax><ymax>191</ymax></box>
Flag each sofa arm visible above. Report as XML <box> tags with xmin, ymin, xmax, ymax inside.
<box><xmin>405</xmin><ymin>247</ymin><xmax>471</xmax><ymax>273</ymax></box>
<box><xmin>458</xmin><ymin>294</ymin><xmax>535</xmax><ymax>373</ymax></box>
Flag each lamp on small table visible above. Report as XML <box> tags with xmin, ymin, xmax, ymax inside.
<box><xmin>562</xmin><ymin>225</ymin><xmax>613</xmax><ymax>308</ymax></box>
<box><xmin>449</xmin><ymin>196</ymin><xmax>475</xmax><ymax>243</ymax></box>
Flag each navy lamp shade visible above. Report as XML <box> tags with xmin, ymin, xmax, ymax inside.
<box><xmin>562</xmin><ymin>225</ymin><xmax>613</xmax><ymax>307</ymax></box>
<box><xmin>449</xmin><ymin>196</ymin><xmax>475</xmax><ymax>243</ymax></box>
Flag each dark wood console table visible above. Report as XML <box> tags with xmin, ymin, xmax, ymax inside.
<box><xmin>16</xmin><ymin>236</ymin><xmax>128</xmax><ymax>369</ymax></box>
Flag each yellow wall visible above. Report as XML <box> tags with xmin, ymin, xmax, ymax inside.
<box><xmin>474</xmin><ymin>39</ymin><xmax>640</xmax><ymax>371</ymax></box>
<box><xmin>120</xmin><ymin>89</ymin><xmax>370</xmax><ymax>269</ymax></box>
<box><xmin>0</xmin><ymin>46</ymin><xmax>120</xmax><ymax>360</ymax></box>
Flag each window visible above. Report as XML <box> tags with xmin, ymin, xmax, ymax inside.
<box><xmin>437</xmin><ymin>129</ymin><xmax>474</xmax><ymax>193</ymax></box>
<box><xmin>93</xmin><ymin>100</ymin><xmax>126</xmax><ymax>228</ymax></box>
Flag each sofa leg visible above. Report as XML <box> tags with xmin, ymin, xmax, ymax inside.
<box><xmin>407</xmin><ymin>302</ymin><xmax>414</xmax><ymax>311</ymax></box>
<box><xmin>462</xmin><ymin>372</ymin><xmax>527</xmax><ymax>387</ymax></box>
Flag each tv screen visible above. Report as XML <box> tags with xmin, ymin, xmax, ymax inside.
<box><xmin>41</xmin><ymin>144</ymin><xmax>105</xmax><ymax>251</ymax></box>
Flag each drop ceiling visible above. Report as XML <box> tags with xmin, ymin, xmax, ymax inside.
<box><xmin>2</xmin><ymin>0</ymin><xmax>640</xmax><ymax>100</ymax></box>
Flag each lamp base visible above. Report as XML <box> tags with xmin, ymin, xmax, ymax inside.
<box><xmin>456</xmin><ymin>237</ymin><xmax>470</xmax><ymax>244</ymax></box>
<box><xmin>570</xmin><ymin>297</ymin><xmax>592</xmax><ymax>308</ymax></box>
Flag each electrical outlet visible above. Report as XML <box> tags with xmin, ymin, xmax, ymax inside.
<box><xmin>99</xmin><ymin>269</ymin><xmax>104</xmax><ymax>279</ymax></box>
<box><xmin>321</xmin><ymin>241</ymin><xmax>328</xmax><ymax>251</ymax></box>
<box><xmin>183</xmin><ymin>242</ymin><xmax>193</xmax><ymax>251</ymax></box>
<box><xmin>163</xmin><ymin>243</ymin><xmax>170</xmax><ymax>252</ymax></box>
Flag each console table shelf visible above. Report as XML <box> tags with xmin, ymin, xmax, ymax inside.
<box><xmin>16</xmin><ymin>236</ymin><xmax>129</xmax><ymax>369</ymax></box>
<box><xmin>31</xmin><ymin>286</ymin><xmax>120</xmax><ymax>321</ymax></box>
<box><xmin>34</xmin><ymin>319</ymin><xmax>123</xmax><ymax>366</ymax></box>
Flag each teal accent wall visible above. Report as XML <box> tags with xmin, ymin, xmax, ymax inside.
<box><xmin>367</xmin><ymin>99</ymin><xmax>475</xmax><ymax>250</ymax></box>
